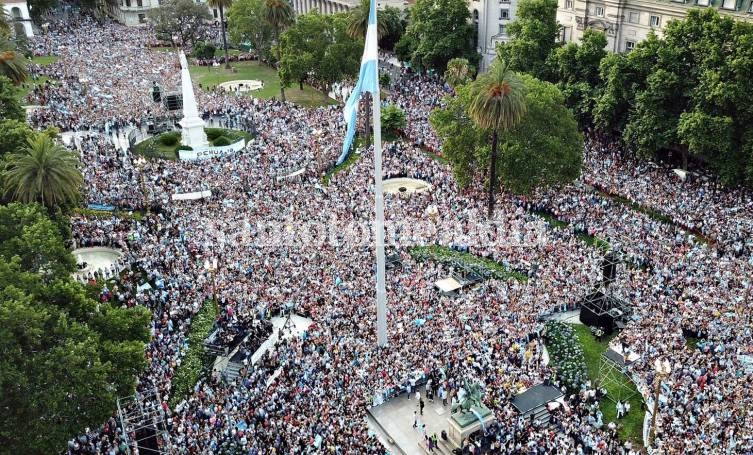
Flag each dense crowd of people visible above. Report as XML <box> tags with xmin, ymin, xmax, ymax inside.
<box><xmin>25</xmin><ymin>16</ymin><xmax>753</xmax><ymax>455</ymax></box>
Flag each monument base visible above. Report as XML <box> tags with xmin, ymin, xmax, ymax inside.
<box><xmin>179</xmin><ymin>117</ymin><xmax>208</xmax><ymax>149</ymax></box>
<box><xmin>446</xmin><ymin>406</ymin><xmax>496</xmax><ymax>449</ymax></box>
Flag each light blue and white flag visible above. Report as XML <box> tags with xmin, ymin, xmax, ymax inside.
<box><xmin>336</xmin><ymin>0</ymin><xmax>379</xmax><ymax>165</ymax></box>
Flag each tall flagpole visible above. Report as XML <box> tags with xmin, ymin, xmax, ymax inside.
<box><xmin>372</xmin><ymin>17</ymin><xmax>387</xmax><ymax>348</ymax></box>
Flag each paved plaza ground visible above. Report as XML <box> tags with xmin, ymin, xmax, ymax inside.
<box><xmin>369</xmin><ymin>392</ymin><xmax>455</xmax><ymax>454</ymax></box>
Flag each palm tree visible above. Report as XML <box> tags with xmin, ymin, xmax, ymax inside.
<box><xmin>3</xmin><ymin>134</ymin><xmax>83</xmax><ymax>208</ymax></box>
<box><xmin>467</xmin><ymin>60</ymin><xmax>526</xmax><ymax>218</ymax></box>
<box><xmin>346</xmin><ymin>0</ymin><xmax>385</xmax><ymax>137</ymax></box>
<box><xmin>444</xmin><ymin>58</ymin><xmax>471</xmax><ymax>89</ymax></box>
<box><xmin>346</xmin><ymin>0</ymin><xmax>385</xmax><ymax>41</ymax></box>
<box><xmin>208</xmin><ymin>0</ymin><xmax>233</xmax><ymax>69</ymax></box>
<box><xmin>264</xmin><ymin>0</ymin><xmax>294</xmax><ymax>101</ymax></box>
<box><xmin>0</xmin><ymin>40</ymin><xmax>28</xmax><ymax>85</ymax></box>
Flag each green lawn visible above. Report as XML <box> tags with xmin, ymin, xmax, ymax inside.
<box><xmin>410</xmin><ymin>244</ymin><xmax>529</xmax><ymax>282</ymax></box>
<box><xmin>31</xmin><ymin>55</ymin><xmax>58</xmax><ymax>66</ymax></box>
<box><xmin>572</xmin><ymin>324</ymin><xmax>645</xmax><ymax>447</ymax></box>
<box><xmin>188</xmin><ymin>60</ymin><xmax>337</xmax><ymax>108</ymax></box>
<box><xmin>19</xmin><ymin>76</ymin><xmax>52</xmax><ymax>102</ymax></box>
<box><xmin>133</xmin><ymin>128</ymin><xmax>251</xmax><ymax>160</ymax></box>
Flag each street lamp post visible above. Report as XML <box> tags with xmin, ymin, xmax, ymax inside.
<box><xmin>648</xmin><ymin>358</ymin><xmax>672</xmax><ymax>447</ymax></box>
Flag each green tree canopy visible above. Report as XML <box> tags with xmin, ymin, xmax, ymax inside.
<box><xmin>148</xmin><ymin>0</ymin><xmax>212</xmax><ymax>46</ymax></box>
<box><xmin>0</xmin><ymin>74</ymin><xmax>23</xmax><ymax>121</ymax></box>
<box><xmin>381</xmin><ymin>103</ymin><xmax>407</xmax><ymax>135</ymax></box>
<box><xmin>3</xmin><ymin>134</ymin><xmax>83</xmax><ymax>210</ymax></box>
<box><xmin>279</xmin><ymin>12</ymin><xmax>360</xmax><ymax>98</ymax></box>
<box><xmin>430</xmin><ymin>70</ymin><xmax>582</xmax><ymax>195</ymax></box>
<box><xmin>594</xmin><ymin>9</ymin><xmax>753</xmax><ymax>183</ymax></box>
<box><xmin>395</xmin><ymin>0</ymin><xmax>478</xmax><ymax>72</ymax></box>
<box><xmin>228</xmin><ymin>0</ymin><xmax>275</xmax><ymax>62</ymax></box>
<box><xmin>0</xmin><ymin>119</ymin><xmax>34</xmax><ymax>159</ymax></box>
<box><xmin>0</xmin><ymin>203</ymin><xmax>151</xmax><ymax>454</ymax></box>
<box><xmin>496</xmin><ymin>0</ymin><xmax>559</xmax><ymax>81</ymax></box>
<box><xmin>378</xmin><ymin>6</ymin><xmax>406</xmax><ymax>51</ymax></box>
<box><xmin>549</xmin><ymin>28</ymin><xmax>607</xmax><ymax>126</ymax></box>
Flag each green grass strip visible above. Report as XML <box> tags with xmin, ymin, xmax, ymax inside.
<box><xmin>169</xmin><ymin>300</ymin><xmax>218</xmax><ymax>407</ymax></box>
<box><xmin>571</xmin><ymin>324</ymin><xmax>645</xmax><ymax>447</ymax></box>
<box><xmin>409</xmin><ymin>244</ymin><xmax>528</xmax><ymax>282</ymax></box>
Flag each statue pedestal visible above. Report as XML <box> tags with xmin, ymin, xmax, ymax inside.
<box><xmin>179</xmin><ymin>116</ymin><xmax>208</xmax><ymax>149</ymax></box>
<box><xmin>446</xmin><ymin>407</ymin><xmax>496</xmax><ymax>449</ymax></box>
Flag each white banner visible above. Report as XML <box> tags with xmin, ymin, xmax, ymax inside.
<box><xmin>178</xmin><ymin>138</ymin><xmax>247</xmax><ymax>161</ymax></box>
<box><xmin>172</xmin><ymin>190</ymin><xmax>212</xmax><ymax>201</ymax></box>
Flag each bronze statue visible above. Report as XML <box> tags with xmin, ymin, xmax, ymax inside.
<box><xmin>451</xmin><ymin>379</ymin><xmax>484</xmax><ymax>414</ymax></box>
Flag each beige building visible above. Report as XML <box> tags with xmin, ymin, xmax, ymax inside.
<box><xmin>557</xmin><ymin>0</ymin><xmax>753</xmax><ymax>52</ymax></box>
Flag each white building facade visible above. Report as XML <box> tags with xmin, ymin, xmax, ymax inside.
<box><xmin>108</xmin><ymin>0</ymin><xmax>160</xmax><ymax>26</ymax></box>
<box><xmin>4</xmin><ymin>1</ymin><xmax>33</xmax><ymax>37</ymax></box>
<box><xmin>557</xmin><ymin>0</ymin><xmax>753</xmax><ymax>53</ymax></box>
<box><xmin>470</xmin><ymin>0</ymin><xmax>519</xmax><ymax>71</ymax></box>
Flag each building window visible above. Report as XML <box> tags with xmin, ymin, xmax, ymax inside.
<box><xmin>628</xmin><ymin>11</ymin><xmax>639</xmax><ymax>23</ymax></box>
<box><xmin>625</xmin><ymin>40</ymin><xmax>635</xmax><ymax>51</ymax></box>
<box><xmin>136</xmin><ymin>0</ymin><xmax>142</xmax><ymax>6</ymax></box>
<box><xmin>595</xmin><ymin>6</ymin><xmax>605</xmax><ymax>16</ymax></box>
<box><xmin>125</xmin><ymin>0</ymin><xmax>131</xmax><ymax>7</ymax></box>
<box><xmin>722</xmin><ymin>0</ymin><xmax>736</xmax><ymax>8</ymax></box>
<box><xmin>499</xmin><ymin>24</ymin><xmax>506</xmax><ymax>34</ymax></box>
<box><xmin>213</xmin><ymin>8</ymin><xmax>218</xmax><ymax>17</ymax></box>
<box><xmin>565</xmin><ymin>0</ymin><xmax>573</xmax><ymax>8</ymax></box>
<box><xmin>500</xmin><ymin>8</ymin><xmax>509</xmax><ymax>19</ymax></box>
<box><xmin>138</xmin><ymin>13</ymin><xmax>146</xmax><ymax>22</ymax></box>
<box><xmin>749</xmin><ymin>1</ymin><xmax>753</xmax><ymax>10</ymax></box>
<box><xmin>650</xmin><ymin>15</ymin><xmax>660</xmax><ymax>26</ymax></box>
<box><xmin>500</xmin><ymin>0</ymin><xmax>510</xmax><ymax>3</ymax></box>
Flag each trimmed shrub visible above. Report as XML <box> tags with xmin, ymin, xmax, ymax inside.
<box><xmin>176</xmin><ymin>145</ymin><xmax>193</xmax><ymax>152</ymax></box>
<box><xmin>159</xmin><ymin>131</ymin><xmax>180</xmax><ymax>146</ymax></box>
<box><xmin>169</xmin><ymin>301</ymin><xmax>218</xmax><ymax>407</ymax></box>
<box><xmin>212</xmin><ymin>136</ymin><xmax>231</xmax><ymax>147</ymax></box>
<box><xmin>205</xmin><ymin>128</ymin><xmax>224</xmax><ymax>141</ymax></box>
<box><xmin>544</xmin><ymin>321</ymin><xmax>589</xmax><ymax>393</ymax></box>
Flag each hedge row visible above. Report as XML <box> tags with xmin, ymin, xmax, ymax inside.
<box><xmin>168</xmin><ymin>300</ymin><xmax>218</xmax><ymax>408</ymax></box>
<box><xmin>544</xmin><ymin>321</ymin><xmax>589</xmax><ymax>393</ymax></box>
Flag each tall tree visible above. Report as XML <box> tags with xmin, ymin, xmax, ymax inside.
<box><xmin>148</xmin><ymin>0</ymin><xmax>212</xmax><ymax>47</ymax></box>
<box><xmin>496</xmin><ymin>0</ymin><xmax>558</xmax><ymax>81</ymax></box>
<box><xmin>377</xmin><ymin>6</ymin><xmax>405</xmax><ymax>51</ymax></box>
<box><xmin>549</xmin><ymin>28</ymin><xmax>607</xmax><ymax>126</ymax></box>
<box><xmin>395</xmin><ymin>0</ymin><xmax>478</xmax><ymax>73</ymax></box>
<box><xmin>3</xmin><ymin>134</ymin><xmax>83</xmax><ymax>209</ymax></box>
<box><xmin>594</xmin><ymin>9</ymin><xmax>753</xmax><ymax>183</ymax></box>
<box><xmin>346</xmin><ymin>0</ymin><xmax>386</xmax><ymax>40</ymax></box>
<box><xmin>467</xmin><ymin>60</ymin><xmax>527</xmax><ymax>217</ymax></box>
<box><xmin>0</xmin><ymin>119</ymin><xmax>34</xmax><ymax>159</ymax></box>
<box><xmin>279</xmin><ymin>11</ymin><xmax>359</xmax><ymax>100</ymax></box>
<box><xmin>0</xmin><ymin>40</ymin><xmax>28</xmax><ymax>85</ymax></box>
<box><xmin>227</xmin><ymin>0</ymin><xmax>274</xmax><ymax>62</ymax></box>
<box><xmin>431</xmin><ymin>70</ymin><xmax>582</xmax><ymax>196</ymax></box>
<box><xmin>444</xmin><ymin>57</ymin><xmax>472</xmax><ymax>88</ymax></box>
<box><xmin>264</xmin><ymin>0</ymin><xmax>295</xmax><ymax>101</ymax></box>
<box><xmin>0</xmin><ymin>74</ymin><xmax>24</xmax><ymax>120</ymax></box>
<box><xmin>207</xmin><ymin>0</ymin><xmax>233</xmax><ymax>68</ymax></box>
<box><xmin>0</xmin><ymin>203</ymin><xmax>151</xmax><ymax>454</ymax></box>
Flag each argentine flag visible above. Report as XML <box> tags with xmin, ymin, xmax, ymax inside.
<box><xmin>336</xmin><ymin>0</ymin><xmax>379</xmax><ymax>165</ymax></box>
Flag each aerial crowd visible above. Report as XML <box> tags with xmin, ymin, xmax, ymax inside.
<box><xmin>28</xmin><ymin>15</ymin><xmax>753</xmax><ymax>455</ymax></box>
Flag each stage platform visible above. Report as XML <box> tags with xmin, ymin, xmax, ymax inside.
<box><xmin>367</xmin><ymin>393</ymin><xmax>457</xmax><ymax>454</ymax></box>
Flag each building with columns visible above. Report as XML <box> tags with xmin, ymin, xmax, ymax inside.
<box><xmin>108</xmin><ymin>0</ymin><xmax>162</xmax><ymax>26</ymax></box>
<box><xmin>470</xmin><ymin>0</ymin><xmax>520</xmax><ymax>71</ymax></box>
<box><xmin>293</xmin><ymin>0</ymin><xmax>353</xmax><ymax>14</ymax></box>
<box><xmin>557</xmin><ymin>0</ymin><xmax>753</xmax><ymax>53</ymax></box>
<box><xmin>4</xmin><ymin>1</ymin><xmax>34</xmax><ymax>37</ymax></box>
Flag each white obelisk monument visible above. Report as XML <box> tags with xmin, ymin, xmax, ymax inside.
<box><xmin>178</xmin><ymin>51</ymin><xmax>208</xmax><ymax>149</ymax></box>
